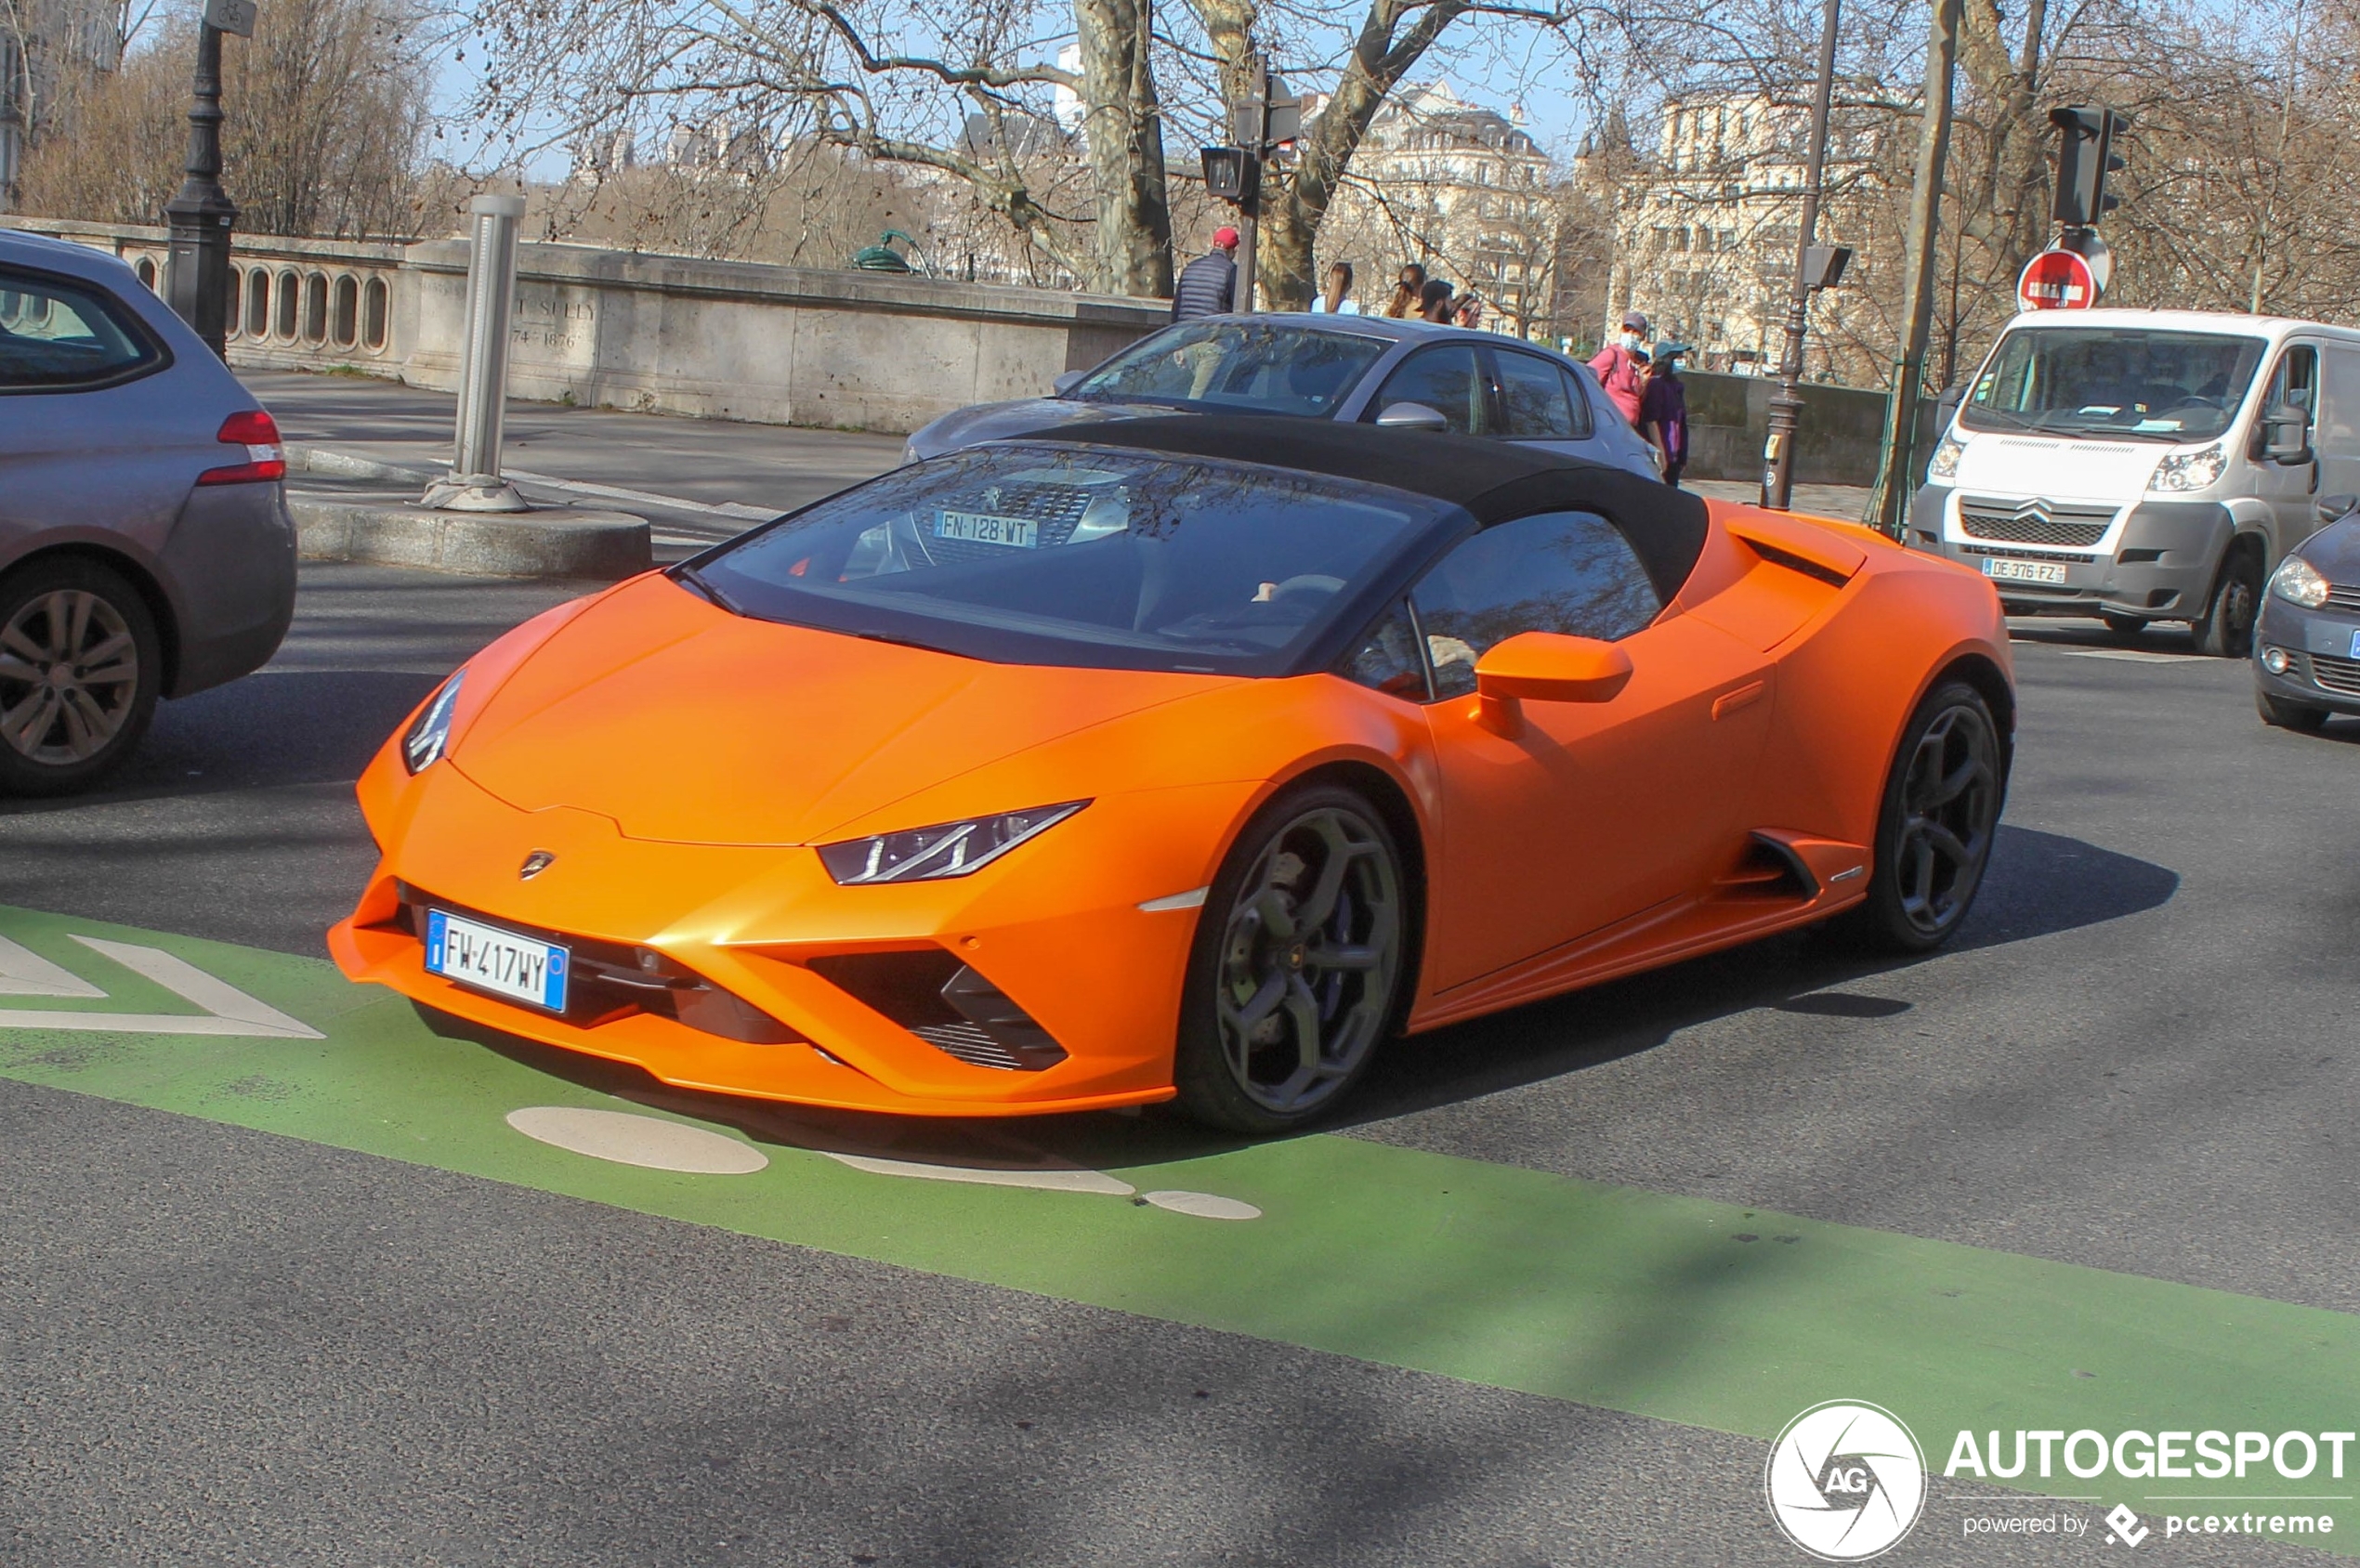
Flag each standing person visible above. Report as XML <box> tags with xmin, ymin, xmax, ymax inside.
<box><xmin>1452</xmin><ymin>290</ymin><xmax>1483</xmax><ymax>330</ymax></box>
<box><xmin>1417</xmin><ymin>279</ymin><xmax>1457</xmax><ymax>322</ymax></box>
<box><xmin>1173</xmin><ymin>227</ymin><xmax>1239</xmax><ymax>321</ymax></box>
<box><xmin>1640</xmin><ymin>340</ymin><xmax>1692</xmax><ymax>489</ymax></box>
<box><xmin>1311</xmin><ymin>261</ymin><xmax>1359</xmax><ymax>314</ymax></box>
<box><xmin>1589</xmin><ymin>308</ymin><xmax>1650</xmax><ymax>425</ymax></box>
<box><xmin>1383</xmin><ymin>263</ymin><xmax>1427</xmax><ymax>318</ymax></box>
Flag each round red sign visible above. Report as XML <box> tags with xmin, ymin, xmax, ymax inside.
<box><xmin>2018</xmin><ymin>248</ymin><xmax>2098</xmax><ymax>311</ymax></box>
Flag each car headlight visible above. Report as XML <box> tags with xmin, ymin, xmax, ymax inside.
<box><xmin>1927</xmin><ymin>432</ymin><xmax>1965</xmax><ymax>479</ymax></box>
<box><xmin>2149</xmin><ymin>444</ymin><xmax>2226</xmax><ymax>493</ymax></box>
<box><xmin>402</xmin><ymin>672</ymin><xmax>465</xmax><ymax>774</ymax></box>
<box><xmin>818</xmin><ymin>801</ymin><xmax>1088</xmax><ymax>884</ymax></box>
<box><xmin>2270</xmin><ymin>554</ymin><xmax>2331</xmax><ymax>609</ymax></box>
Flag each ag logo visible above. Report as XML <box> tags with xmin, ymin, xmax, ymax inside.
<box><xmin>1764</xmin><ymin>1401</ymin><xmax>1927</xmax><ymax>1561</ymax></box>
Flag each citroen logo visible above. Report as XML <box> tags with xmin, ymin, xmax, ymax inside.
<box><xmin>518</xmin><ymin>850</ymin><xmax>557</xmax><ymax>881</ymax></box>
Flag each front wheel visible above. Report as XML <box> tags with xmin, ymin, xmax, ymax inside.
<box><xmin>1173</xmin><ymin>785</ymin><xmax>1410</xmax><ymax>1134</ymax></box>
<box><xmin>2257</xmin><ymin>687</ymin><xmax>2331</xmax><ymax>732</ymax></box>
<box><xmin>2191</xmin><ymin>547</ymin><xmax>2262</xmax><ymax>658</ymax></box>
<box><xmin>0</xmin><ymin>556</ymin><xmax>161</xmax><ymax>796</ymax></box>
<box><xmin>1833</xmin><ymin>681</ymin><xmax>2004</xmax><ymax>955</ymax></box>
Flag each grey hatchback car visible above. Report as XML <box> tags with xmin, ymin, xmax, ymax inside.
<box><xmin>904</xmin><ymin>313</ymin><xmax>1663</xmax><ymax>479</ymax></box>
<box><xmin>0</xmin><ymin>229</ymin><xmax>295</xmax><ymax>793</ymax></box>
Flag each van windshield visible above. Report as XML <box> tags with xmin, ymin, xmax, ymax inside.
<box><xmin>1960</xmin><ymin>326</ymin><xmax>2266</xmax><ymax>442</ymax></box>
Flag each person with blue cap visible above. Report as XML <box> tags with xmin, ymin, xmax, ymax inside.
<box><xmin>1639</xmin><ymin>339</ymin><xmax>1691</xmax><ymax>489</ymax></box>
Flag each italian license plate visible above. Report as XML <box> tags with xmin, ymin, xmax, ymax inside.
<box><xmin>1983</xmin><ymin>557</ymin><xmax>2068</xmax><ymax>585</ymax></box>
<box><xmin>424</xmin><ymin>909</ymin><xmax>569</xmax><ymax>1012</ymax></box>
<box><xmin>935</xmin><ymin>510</ymin><xmax>1038</xmax><ymax>547</ymax></box>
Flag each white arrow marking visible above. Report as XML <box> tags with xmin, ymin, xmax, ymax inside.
<box><xmin>0</xmin><ymin>934</ymin><xmax>105</xmax><ymax>998</ymax></box>
<box><xmin>0</xmin><ymin>935</ymin><xmax>322</xmax><ymax>1039</ymax></box>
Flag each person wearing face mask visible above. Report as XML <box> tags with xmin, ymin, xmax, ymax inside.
<box><xmin>1589</xmin><ymin>309</ymin><xmax>1650</xmax><ymax>426</ymax></box>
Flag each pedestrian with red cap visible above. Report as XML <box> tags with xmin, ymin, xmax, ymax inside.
<box><xmin>1173</xmin><ymin>226</ymin><xmax>1241</xmax><ymax>320</ymax></box>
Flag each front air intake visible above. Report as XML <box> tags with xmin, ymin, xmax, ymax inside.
<box><xmin>806</xmin><ymin>950</ymin><xmax>1068</xmax><ymax>1072</ymax></box>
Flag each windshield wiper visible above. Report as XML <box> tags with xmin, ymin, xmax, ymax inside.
<box><xmin>672</xmin><ymin>563</ymin><xmax>743</xmax><ymax>614</ymax></box>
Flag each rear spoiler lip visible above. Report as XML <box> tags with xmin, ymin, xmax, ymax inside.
<box><xmin>1724</xmin><ymin>508</ymin><xmax>1868</xmax><ymax>585</ymax></box>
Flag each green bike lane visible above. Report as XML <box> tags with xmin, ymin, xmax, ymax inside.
<box><xmin>2</xmin><ymin>902</ymin><xmax>2353</xmax><ymax>1554</ymax></box>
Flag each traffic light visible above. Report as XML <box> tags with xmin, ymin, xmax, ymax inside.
<box><xmin>2052</xmin><ymin>107</ymin><xmax>2129</xmax><ymax>228</ymax></box>
<box><xmin>1201</xmin><ymin>146</ymin><xmax>1256</xmax><ymax>203</ymax></box>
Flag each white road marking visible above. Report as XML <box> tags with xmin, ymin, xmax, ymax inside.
<box><xmin>1143</xmin><ymin>1190</ymin><xmax>1263</xmax><ymax>1220</ymax></box>
<box><xmin>0</xmin><ymin>936</ymin><xmax>323</xmax><ymax>1038</ymax></box>
<box><xmin>2058</xmin><ymin>648</ymin><xmax>2197</xmax><ymax>664</ymax></box>
<box><xmin>0</xmin><ymin>934</ymin><xmax>105</xmax><ymax>997</ymax></box>
<box><xmin>505</xmin><ymin>1106</ymin><xmax>769</xmax><ymax>1173</ymax></box>
<box><xmin>820</xmin><ymin>1150</ymin><xmax>1136</xmax><ymax>1196</ymax></box>
<box><xmin>503</xmin><ymin>468</ymin><xmax>779</xmax><ymax>522</ymax></box>
<box><xmin>1137</xmin><ymin>886</ymin><xmax>1210</xmax><ymax>912</ymax></box>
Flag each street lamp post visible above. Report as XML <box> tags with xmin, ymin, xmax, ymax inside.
<box><xmin>164</xmin><ymin>0</ymin><xmax>254</xmax><ymax>358</ymax></box>
<box><xmin>1760</xmin><ymin>0</ymin><xmax>1842</xmax><ymax>511</ymax></box>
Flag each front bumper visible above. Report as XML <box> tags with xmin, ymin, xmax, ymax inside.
<box><xmin>1911</xmin><ymin>490</ymin><xmax>2228</xmax><ymax>621</ymax></box>
<box><xmin>332</xmin><ymin>755</ymin><xmax>1256</xmax><ymax>1117</ymax></box>
<box><xmin>2254</xmin><ymin>595</ymin><xmax>2360</xmax><ymax>714</ymax></box>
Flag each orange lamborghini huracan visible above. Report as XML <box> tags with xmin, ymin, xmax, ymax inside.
<box><xmin>331</xmin><ymin>416</ymin><xmax>2013</xmax><ymax>1133</ymax></box>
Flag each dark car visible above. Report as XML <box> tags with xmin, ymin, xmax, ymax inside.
<box><xmin>2254</xmin><ymin>493</ymin><xmax>2360</xmax><ymax>730</ymax></box>
<box><xmin>0</xmin><ymin>229</ymin><xmax>297</xmax><ymax>793</ymax></box>
<box><xmin>903</xmin><ymin>313</ymin><xmax>1661</xmax><ymax>479</ymax></box>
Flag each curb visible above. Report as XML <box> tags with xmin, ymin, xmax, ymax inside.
<box><xmin>286</xmin><ymin>443</ymin><xmax>438</xmax><ymax>483</ymax></box>
<box><xmin>292</xmin><ymin>497</ymin><xmax>652</xmax><ymax>581</ymax></box>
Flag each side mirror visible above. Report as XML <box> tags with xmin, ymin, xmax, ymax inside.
<box><xmin>2261</xmin><ymin>404</ymin><xmax>2312</xmax><ymax>464</ymax></box>
<box><xmin>1375</xmin><ymin>400</ymin><xmax>1450</xmax><ymax>432</ymax></box>
<box><xmin>2318</xmin><ymin>493</ymin><xmax>2358</xmax><ymax>526</ymax></box>
<box><xmin>1473</xmin><ymin>633</ymin><xmax>1632</xmax><ymax>731</ymax></box>
<box><xmin>1052</xmin><ymin>371</ymin><xmax>1087</xmax><ymax>396</ymax></box>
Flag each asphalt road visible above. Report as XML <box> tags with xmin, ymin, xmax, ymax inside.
<box><xmin>0</xmin><ymin>566</ymin><xmax>2353</xmax><ymax>1565</ymax></box>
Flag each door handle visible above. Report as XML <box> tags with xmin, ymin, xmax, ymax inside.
<box><xmin>1712</xmin><ymin>680</ymin><xmax>1768</xmax><ymax>720</ymax></box>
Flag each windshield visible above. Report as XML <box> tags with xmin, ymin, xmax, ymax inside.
<box><xmin>688</xmin><ymin>444</ymin><xmax>1452</xmax><ymax>674</ymax></box>
<box><xmin>1960</xmin><ymin>326</ymin><xmax>2266</xmax><ymax>441</ymax></box>
<box><xmin>1067</xmin><ymin>319</ymin><xmax>1390</xmax><ymax>418</ymax></box>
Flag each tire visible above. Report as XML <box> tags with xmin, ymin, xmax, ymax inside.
<box><xmin>0</xmin><ymin>556</ymin><xmax>161</xmax><ymax>797</ymax></box>
<box><xmin>2257</xmin><ymin>686</ymin><xmax>2331</xmax><ymax>732</ymax></box>
<box><xmin>2191</xmin><ymin>544</ymin><xmax>2262</xmax><ymax>658</ymax></box>
<box><xmin>1173</xmin><ymin>784</ymin><xmax>1411</xmax><ymax>1134</ymax></box>
<box><xmin>2100</xmin><ymin>611</ymin><xmax>2147</xmax><ymax>639</ymax></box>
<box><xmin>1831</xmin><ymin>681</ymin><xmax>2004</xmax><ymax>955</ymax></box>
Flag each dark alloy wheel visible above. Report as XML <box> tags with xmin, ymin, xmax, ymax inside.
<box><xmin>0</xmin><ymin>557</ymin><xmax>160</xmax><ymax>797</ymax></box>
<box><xmin>2192</xmin><ymin>547</ymin><xmax>2262</xmax><ymax>659</ymax></box>
<box><xmin>2257</xmin><ymin>687</ymin><xmax>2331</xmax><ymax>732</ymax></box>
<box><xmin>1173</xmin><ymin>785</ymin><xmax>1409</xmax><ymax>1133</ymax></box>
<box><xmin>1835</xmin><ymin>681</ymin><xmax>2004</xmax><ymax>955</ymax></box>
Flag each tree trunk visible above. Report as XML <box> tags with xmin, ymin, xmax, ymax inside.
<box><xmin>1869</xmin><ymin>0</ymin><xmax>1963</xmax><ymax>535</ymax></box>
<box><xmin>1074</xmin><ymin>0</ymin><xmax>1172</xmax><ymax>297</ymax></box>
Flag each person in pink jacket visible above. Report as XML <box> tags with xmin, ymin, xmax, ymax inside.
<box><xmin>1589</xmin><ymin>309</ymin><xmax>1651</xmax><ymax>426</ymax></box>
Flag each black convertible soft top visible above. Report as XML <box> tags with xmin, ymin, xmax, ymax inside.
<box><xmin>1001</xmin><ymin>413</ymin><xmax>1711</xmax><ymax>601</ymax></box>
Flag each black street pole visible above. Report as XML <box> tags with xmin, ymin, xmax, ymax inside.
<box><xmin>1235</xmin><ymin>57</ymin><xmax>1265</xmax><ymax>314</ymax></box>
<box><xmin>164</xmin><ymin>20</ymin><xmax>237</xmax><ymax>358</ymax></box>
<box><xmin>1760</xmin><ymin>0</ymin><xmax>1842</xmax><ymax>511</ymax></box>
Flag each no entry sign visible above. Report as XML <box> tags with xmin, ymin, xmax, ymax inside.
<box><xmin>2019</xmin><ymin>247</ymin><xmax>2098</xmax><ymax>310</ymax></box>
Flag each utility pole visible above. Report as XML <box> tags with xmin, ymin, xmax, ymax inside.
<box><xmin>164</xmin><ymin>0</ymin><xmax>256</xmax><ymax>358</ymax></box>
<box><xmin>1868</xmin><ymin>0</ymin><xmax>1962</xmax><ymax>537</ymax></box>
<box><xmin>1760</xmin><ymin>0</ymin><xmax>1842</xmax><ymax>511</ymax></box>
<box><xmin>1234</xmin><ymin>58</ymin><xmax>1265</xmax><ymax>312</ymax></box>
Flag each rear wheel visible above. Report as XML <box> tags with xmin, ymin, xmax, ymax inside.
<box><xmin>2257</xmin><ymin>687</ymin><xmax>2331</xmax><ymax>732</ymax></box>
<box><xmin>1833</xmin><ymin>681</ymin><xmax>2003</xmax><ymax>955</ymax></box>
<box><xmin>2191</xmin><ymin>544</ymin><xmax>2262</xmax><ymax>658</ymax></box>
<box><xmin>1173</xmin><ymin>785</ymin><xmax>1409</xmax><ymax>1134</ymax></box>
<box><xmin>0</xmin><ymin>557</ymin><xmax>160</xmax><ymax>796</ymax></box>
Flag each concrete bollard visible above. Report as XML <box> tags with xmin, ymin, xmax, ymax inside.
<box><xmin>422</xmin><ymin>194</ymin><xmax>531</xmax><ymax>514</ymax></box>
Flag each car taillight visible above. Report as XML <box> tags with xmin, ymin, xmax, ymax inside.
<box><xmin>197</xmin><ymin>409</ymin><xmax>287</xmax><ymax>486</ymax></box>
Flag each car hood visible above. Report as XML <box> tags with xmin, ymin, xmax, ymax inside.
<box><xmin>2298</xmin><ymin>514</ymin><xmax>2360</xmax><ymax>581</ymax></box>
<box><xmin>448</xmin><ymin>574</ymin><xmax>1225</xmax><ymax>846</ymax></box>
<box><xmin>906</xmin><ymin>397</ymin><xmax>1180</xmax><ymax>460</ymax></box>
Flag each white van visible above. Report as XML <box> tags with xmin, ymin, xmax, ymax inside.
<box><xmin>1910</xmin><ymin>307</ymin><xmax>2360</xmax><ymax>654</ymax></box>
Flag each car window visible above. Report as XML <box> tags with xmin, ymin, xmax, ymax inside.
<box><xmin>2264</xmin><ymin>345</ymin><xmax>2318</xmax><ymax>416</ymax></box>
<box><xmin>1410</xmin><ymin>510</ymin><xmax>1663</xmax><ymax>699</ymax></box>
<box><xmin>1495</xmin><ymin>351</ymin><xmax>1589</xmax><ymax>439</ymax></box>
<box><xmin>0</xmin><ymin>268</ymin><xmax>164</xmax><ymax>393</ymax></box>
<box><xmin>694</xmin><ymin>443</ymin><xmax>1456</xmax><ymax>676</ymax></box>
<box><xmin>1337</xmin><ymin>598</ymin><xmax>1430</xmax><ymax>700</ymax></box>
<box><xmin>1369</xmin><ymin>346</ymin><xmax>1488</xmax><ymax>435</ymax></box>
<box><xmin>1069</xmin><ymin>320</ymin><xmax>1389</xmax><ymax>418</ymax></box>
